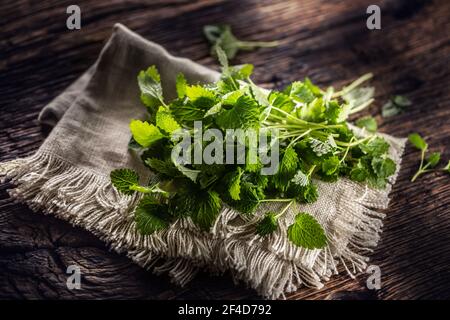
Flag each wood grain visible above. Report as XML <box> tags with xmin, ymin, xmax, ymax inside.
<box><xmin>1</xmin><ymin>0</ymin><xmax>449</xmax><ymax>300</ymax></box>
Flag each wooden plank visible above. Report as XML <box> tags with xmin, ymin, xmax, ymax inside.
<box><xmin>1</xmin><ymin>0</ymin><xmax>449</xmax><ymax>299</ymax></box>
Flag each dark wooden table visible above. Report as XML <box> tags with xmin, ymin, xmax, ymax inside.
<box><xmin>1</xmin><ymin>0</ymin><xmax>449</xmax><ymax>300</ymax></box>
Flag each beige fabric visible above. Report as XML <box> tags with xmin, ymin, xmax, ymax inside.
<box><xmin>0</xmin><ymin>24</ymin><xmax>406</xmax><ymax>299</ymax></box>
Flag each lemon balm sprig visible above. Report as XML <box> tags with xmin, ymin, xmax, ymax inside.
<box><xmin>408</xmin><ymin>133</ymin><xmax>441</xmax><ymax>182</ymax></box>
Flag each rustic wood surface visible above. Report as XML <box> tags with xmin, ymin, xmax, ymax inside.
<box><xmin>0</xmin><ymin>0</ymin><xmax>449</xmax><ymax>300</ymax></box>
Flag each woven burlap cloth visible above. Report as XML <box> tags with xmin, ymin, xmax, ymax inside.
<box><xmin>0</xmin><ymin>24</ymin><xmax>406</xmax><ymax>299</ymax></box>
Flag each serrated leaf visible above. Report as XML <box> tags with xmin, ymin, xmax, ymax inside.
<box><xmin>350</xmin><ymin>165</ymin><xmax>368</xmax><ymax>182</ymax></box>
<box><xmin>228</xmin><ymin>167</ymin><xmax>243</xmax><ymax>200</ymax></box>
<box><xmin>145</xmin><ymin>158</ymin><xmax>179</xmax><ymax>177</ymax></box>
<box><xmin>299</xmin><ymin>98</ymin><xmax>325</xmax><ymax>122</ymax></box>
<box><xmin>356</xmin><ymin>116</ymin><xmax>377</xmax><ymax>132</ymax></box>
<box><xmin>138</xmin><ymin>66</ymin><xmax>163</xmax><ymax>107</ymax></box>
<box><xmin>408</xmin><ymin>133</ymin><xmax>427</xmax><ymax>151</ymax></box>
<box><xmin>174</xmin><ymin>162</ymin><xmax>200</xmax><ymax>182</ymax></box>
<box><xmin>204</xmin><ymin>102</ymin><xmax>222</xmax><ymax>117</ymax></box>
<box><xmin>176</xmin><ymin>73</ymin><xmax>187</xmax><ymax>98</ymax></box>
<box><xmin>134</xmin><ymin>195</ymin><xmax>170</xmax><ymax>235</ymax></box>
<box><xmin>360</xmin><ymin>137</ymin><xmax>390</xmax><ymax>156</ymax></box>
<box><xmin>286</xmin><ymin>182</ymin><xmax>318</xmax><ymax>204</ymax></box>
<box><xmin>321</xmin><ymin>156</ymin><xmax>340</xmax><ymax>176</ymax></box>
<box><xmin>291</xmin><ymin>170</ymin><xmax>309</xmax><ymax>187</ymax></box>
<box><xmin>256</xmin><ymin>212</ymin><xmax>278</xmax><ymax>236</ymax></box>
<box><xmin>230</xmin><ymin>64</ymin><xmax>254</xmax><ymax>80</ymax></box>
<box><xmin>191</xmin><ymin>190</ymin><xmax>222</xmax><ymax>231</ymax></box>
<box><xmin>215</xmin><ymin>95</ymin><xmax>260</xmax><ymax>130</ymax></box>
<box><xmin>287</xmin><ymin>212</ymin><xmax>327</xmax><ymax>249</ymax></box>
<box><xmin>249</xmin><ymin>82</ymin><xmax>269</xmax><ymax>107</ymax></box>
<box><xmin>156</xmin><ymin>107</ymin><xmax>181</xmax><ymax>134</ymax></box>
<box><xmin>290</xmin><ymin>81</ymin><xmax>315</xmax><ymax>104</ymax></box>
<box><xmin>343</xmin><ymin>87</ymin><xmax>374</xmax><ymax>107</ymax></box>
<box><xmin>185</xmin><ymin>85</ymin><xmax>216</xmax><ymax>102</ymax></box>
<box><xmin>171</xmin><ymin>100</ymin><xmax>206</xmax><ymax>122</ymax></box>
<box><xmin>110</xmin><ymin>168</ymin><xmax>139</xmax><ymax>195</ymax></box>
<box><xmin>371</xmin><ymin>157</ymin><xmax>396</xmax><ymax>178</ymax></box>
<box><xmin>309</xmin><ymin>137</ymin><xmax>333</xmax><ymax>157</ymax></box>
<box><xmin>130</xmin><ymin>119</ymin><xmax>164</xmax><ymax>148</ymax></box>
<box><xmin>273</xmin><ymin>146</ymin><xmax>299</xmax><ymax>190</ymax></box>
<box><xmin>228</xmin><ymin>181</ymin><xmax>263</xmax><ymax>214</ymax></box>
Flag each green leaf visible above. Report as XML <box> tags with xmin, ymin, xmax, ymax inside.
<box><xmin>286</xmin><ymin>183</ymin><xmax>318</xmax><ymax>204</ymax></box>
<box><xmin>426</xmin><ymin>152</ymin><xmax>440</xmax><ymax>168</ymax></box>
<box><xmin>382</xmin><ymin>95</ymin><xmax>411</xmax><ymax>118</ymax></box>
<box><xmin>145</xmin><ymin>158</ymin><xmax>179</xmax><ymax>177</ymax></box>
<box><xmin>228</xmin><ymin>167</ymin><xmax>244</xmax><ymax>200</ymax></box>
<box><xmin>408</xmin><ymin>133</ymin><xmax>427</xmax><ymax>151</ymax></box>
<box><xmin>256</xmin><ymin>212</ymin><xmax>278</xmax><ymax>236</ymax></box>
<box><xmin>228</xmin><ymin>182</ymin><xmax>264</xmax><ymax>214</ymax></box>
<box><xmin>273</xmin><ymin>146</ymin><xmax>299</xmax><ymax>190</ymax></box>
<box><xmin>324</xmin><ymin>100</ymin><xmax>341</xmax><ymax>124</ymax></box>
<box><xmin>443</xmin><ymin>160</ymin><xmax>450</xmax><ymax>174</ymax></box>
<box><xmin>155</xmin><ymin>107</ymin><xmax>181</xmax><ymax>134</ymax></box>
<box><xmin>371</xmin><ymin>157</ymin><xmax>396</xmax><ymax>178</ymax></box>
<box><xmin>230</xmin><ymin>64</ymin><xmax>254</xmax><ymax>80</ymax></box>
<box><xmin>321</xmin><ymin>156</ymin><xmax>340</xmax><ymax>176</ymax></box>
<box><xmin>392</xmin><ymin>95</ymin><xmax>412</xmax><ymax>107</ymax></box>
<box><xmin>290</xmin><ymin>81</ymin><xmax>315</xmax><ymax>104</ymax></box>
<box><xmin>185</xmin><ymin>85</ymin><xmax>216</xmax><ymax>102</ymax></box>
<box><xmin>171</xmin><ymin>100</ymin><xmax>206</xmax><ymax>122</ymax></box>
<box><xmin>176</xmin><ymin>73</ymin><xmax>187</xmax><ymax>98</ymax></box>
<box><xmin>204</xmin><ymin>102</ymin><xmax>222</xmax><ymax>118</ymax></box>
<box><xmin>299</xmin><ymin>98</ymin><xmax>325</xmax><ymax>122</ymax></box>
<box><xmin>290</xmin><ymin>170</ymin><xmax>309</xmax><ymax>187</ymax></box>
<box><xmin>215</xmin><ymin>95</ymin><xmax>260</xmax><ymax>130</ymax></box>
<box><xmin>356</xmin><ymin>116</ymin><xmax>377</xmax><ymax>132</ymax></box>
<box><xmin>215</xmin><ymin>45</ymin><xmax>229</xmax><ymax>69</ymax></box>
<box><xmin>191</xmin><ymin>190</ymin><xmax>222</xmax><ymax>231</ymax></box>
<box><xmin>138</xmin><ymin>66</ymin><xmax>164</xmax><ymax>107</ymax></box>
<box><xmin>360</xmin><ymin>137</ymin><xmax>390</xmax><ymax>156</ymax></box>
<box><xmin>287</xmin><ymin>212</ymin><xmax>327</xmax><ymax>249</ymax></box>
<box><xmin>381</xmin><ymin>100</ymin><xmax>401</xmax><ymax>118</ymax></box>
<box><xmin>343</xmin><ymin>87</ymin><xmax>374</xmax><ymax>107</ymax></box>
<box><xmin>174</xmin><ymin>162</ymin><xmax>201</xmax><ymax>182</ymax></box>
<box><xmin>309</xmin><ymin>137</ymin><xmax>333</xmax><ymax>157</ymax></box>
<box><xmin>350</xmin><ymin>163</ymin><xmax>368</xmax><ymax>182</ymax></box>
<box><xmin>110</xmin><ymin>168</ymin><xmax>139</xmax><ymax>195</ymax></box>
<box><xmin>130</xmin><ymin>119</ymin><xmax>164</xmax><ymax>148</ymax></box>
<box><xmin>134</xmin><ymin>195</ymin><xmax>170</xmax><ymax>235</ymax></box>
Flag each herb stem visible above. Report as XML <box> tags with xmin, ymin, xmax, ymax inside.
<box><xmin>259</xmin><ymin>198</ymin><xmax>294</xmax><ymax>203</ymax></box>
<box><xmin>332</xmin><ymin>73</ymin><xmax>373</xmax><ymax>98</ymax></box>
<box><xmin>237</xmin><ymin>40</ymin><xmax>280</xmax><ymax>49</ymax></box>
<box><xmin>275</xmin><ymin>200</ymin><xmax>295</xmax><ymax>219</ymax></box>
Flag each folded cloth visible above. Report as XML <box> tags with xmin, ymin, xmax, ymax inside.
<box><xmin>0</xmin><ymin>24</ymin><xmax>406</xmax><ymax>299</ymax></box>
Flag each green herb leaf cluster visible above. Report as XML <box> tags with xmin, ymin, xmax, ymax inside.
<box><xmin>382</xmin><ymin>95</ymin><xmax>412</xmax><ymax>118</ymax></box>
<box><xmin>110</xmin><ymin>53</ymin><xmax>397</xmax><ymax>249</ymax></box>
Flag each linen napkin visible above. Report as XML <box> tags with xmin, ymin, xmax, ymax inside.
<box><xmin>0</xmin><ymin>24</ymin><xmax>406</xmax><ymax>299</ymax></box>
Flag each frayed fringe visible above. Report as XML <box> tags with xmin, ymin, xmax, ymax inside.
<box><xmin>0</xmin><ymin>135</ymin><xmax>406</xmax><ymax>299</ymax></box>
